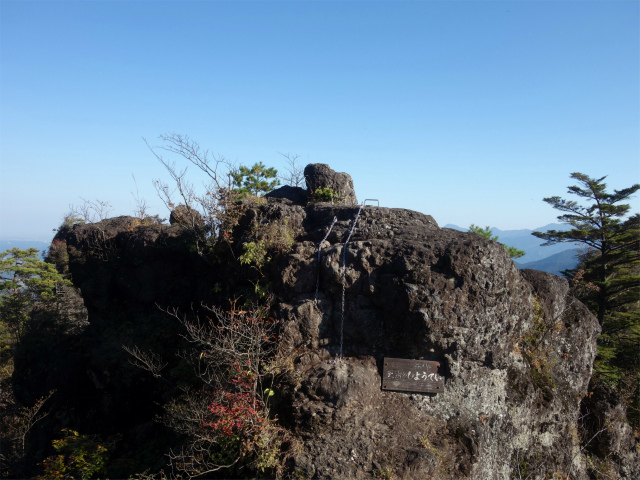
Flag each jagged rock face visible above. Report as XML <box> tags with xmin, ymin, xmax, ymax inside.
<box><xmin>259</xmin><ymin>202</ymin><xmax>601</xmax><ymax>479</ymax></box>
<box><xmin>43</xmin><ymin>196</ymin><xmax>617</xmax><ymax>478</ymax></box>
<box><xmin>304</xmin><ymin>163</ymin><xmax>358</xmax><ymax>204</ymax></box>
<box><xmin>579</xmin><ymin>384</ymin><xmax>640</xmax><ymax>478</ymax></box>
<box><xmin>11</xmin><ymin>217</ymin><xmax>210</xmax><ymax>473</ymax></box>
<box><xmin>61</xmin><ymin>216</ymin><xmax>204</xmax><ymax>308</ymax></box>
<box><xmin>169</xmin><ymin>204</ymin><xmax>203</xmax><ymax>226</ymax></box>
<box><xmin>264</xmin><ymin>185</ymin><xmax>309</xmax><ymax>205</ymax></box>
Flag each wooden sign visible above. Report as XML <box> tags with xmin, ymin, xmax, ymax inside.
<box><xmin>382</xmin><ymin>358</ymin><xmax>444</xmax><ymax>393</ymax></box>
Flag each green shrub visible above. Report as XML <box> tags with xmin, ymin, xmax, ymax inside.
<box><xmin>240</xmin><ymin>240</ymin><xmax>269</xmax><ymax>269</ymax></box>
<box><xmin>38</xmin><ymin>429</ymin><xmax>111</xmax><ymax>479</ymax></box>
<box><xmin>312</xmin><ymin>186</ymin><xmax>341</xmax><ymax>202</ymax></box>
<box><xmin>239</xmin><ymin>220</ymin><xmax>295</xmax><ymax>272</ymax></box>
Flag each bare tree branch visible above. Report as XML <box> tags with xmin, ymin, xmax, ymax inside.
<box><xmin>144</xmin><ymin>134</ymin><xmax>245</xmax><ymax>260</ymax></box>
<box><xmin>16</xmin><ymin>390</ymin><xmax>55</xmax><ymax>455</ymax></box>
<box><xmin>277</xmin><ymin>152</ymin><xmax>305</xmax><ymax>188</ymax></box>
<box><xmin>69</xmin><ymin>198</ymin><xmax>112</xmax><ymax>224</ymax></box>
<box><xmin>122</xmin><ymin>344</ymin><xmax>168</xmax><ymax>379</ymax></box>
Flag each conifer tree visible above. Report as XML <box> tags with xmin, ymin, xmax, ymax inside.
<box><xmin>0</xmin><ymin>248</ymin><xmax>70</xmax><ymax>342</ymax></box>
<box><xmin>231</xmin><ymin>162</ymin><xmax>279</xmax><ymax>199</ymax></box>
<box><xmin>533</xmin><ymin>173</ymin><xmax>639</xmax><ymax>424</ymax></box>
<box><xmin>532</xmin><ymin>173</ymin><xmax>639</xmax><ymax>326</ymax></box>
<box><xmin>1</xmin><ymin>248</ymin><xmax>67</xmax><ymax>300</ymax></box>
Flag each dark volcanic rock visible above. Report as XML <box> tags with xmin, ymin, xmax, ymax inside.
<box><xmin>267</xmin><ymin>203</ymin><xmax>602</xmax><ymax>479</ymax></box>
<box><xmin>304</xmin><ymin>163</ymin><xmax>358</xmax><ymax>204</ymax></box>
<box><xmin>169</xmin><ymin>204</ymin><xmax>203</xmax><ymax>226</ymax></box>
<box><xmin>579</xmin><ymin>384</ymin><xmax>640</xmax><ymax>478</ymax></box>
<box><xmin>63</xmin><ymin>216</ymin><xmax>201</xmax><ymax>308</ymax></box>
<box><xmin>36</xmin><ymin>170</ymin><xmax>636</xmax><ymax>479</ymax></box>
<box><xmin>265</xmin><ymin>185</ymin><xmax>309</xmax><ymax>206</ymax></box>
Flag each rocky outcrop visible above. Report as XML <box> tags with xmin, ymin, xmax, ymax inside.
<box><xmin>264</xmin><ymin>163</ymin><xmax>357</xmax><ymax>206</ymax></box>
<box><xmin>61</xmin><ymin>216</ymin><xmax>203</xmax><ymax>308</ymax></box>
<box><xmin>264</xmin><ymin>185</ymin><xmax>309</xmax><ymax>205</ymax></box>
<box><xmin>304</xmin><ymin>163</ymin><xmax>358</xmax><ymax>204</ymax></box>
<box><xmin>262</xmin><ymin>202</ymin><xmax>602</xmax><ymax>479</ymax></box>
<box><xmin>579</xmin><ymin>384</ymin><xmax>640</xmax><ymax>478</ymax></box>
<box><xmin>169</xmin><ymin>204</ymin><xmax>204</xmax><ymax>226</ymax></box>
<box><xmin>31</xmin><ymin>165</ymin><xmax>638</xmax><ymax>479</ymax></box>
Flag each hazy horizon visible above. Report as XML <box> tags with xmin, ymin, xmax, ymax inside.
<box><xmin>2</xmin><ymin>1</ymin><xmax>638</xmax><ymax>241</ymax></box>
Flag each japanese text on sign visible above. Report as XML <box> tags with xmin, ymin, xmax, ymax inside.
<box><xmin>381</xmin><ymin>358</ymin><xmax>444</xmax><ymax>394</ymax></box>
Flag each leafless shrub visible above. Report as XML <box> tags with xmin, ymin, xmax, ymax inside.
<box><xmin>277</xmin><ymin>152</ymin><xmax>305</xmax><ymax>188</ymax></box>
<box><xmin>144</xmin><ymin>134</ymin><xmax>244</xmax><ymax>259</ymax></box>
<box><xmin>84</xmin><ymin>226</ymin><xmax>118</xmax><ymax>261</ymax></box>
<box><xmin>575</xmin><ymin>406</ymin><xmax>620</xmax><ymax>480</ymax></box>
<box><xmin>69</xmin><ymin>198</ymin><xmax>112</xmax><ymax>224</ymax></box>
<box><xmin>161</xmin><ymin>299</ymin><xmax>281</xmax><ymax>403</ymax></box>
<box><xmin>0</xmin><ymin>389</ymin><xmax>55</xmax><ymax>476</ymax></box>
<box><xmin>162</xmin><ymin>389</ymin><xmax>240</xmax><ymax>479</ymax></box>
<box><xmin>16</xmin><ymin>390</ymin><xmax>55</xmax><ymax>454</ymax></box>
<box><xmin>122</xmin><ymin>344</ymin><xmax>168</xmax><ymax>379</ymax></box>
<box><xmin>131</xmin><ymin>173</ymin><xmax>151</xmax><ymax>221</ymax></box>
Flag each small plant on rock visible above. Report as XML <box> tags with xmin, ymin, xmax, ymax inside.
<box><xmin>311</xmin><ymin>186</ymin><xmax>341</xmax><ymax>203</ymax></box>
<box><xmin>513</xmin><ymin>297</ymin><xmax>561</xmax><ymax>394</ymax></box>
<box><xmin>240</xmin><ymin>240</ymin><xmax>270</xmax><ymax>270</ymax></box>
<box><xmin>240</xmin><ymin>219</ymin><xmax>295</xmax><ymax>275</ymax></box>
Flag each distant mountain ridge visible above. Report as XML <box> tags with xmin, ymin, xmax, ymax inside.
<box><xmin>444</xmin><ymin>223</ymin><xmax>581</xmax><ymax>275</ymax></box>
<box><xmin>515</xmin><ymin>248</ymin><xmax>581</xmax><ymax>277</ymax></box>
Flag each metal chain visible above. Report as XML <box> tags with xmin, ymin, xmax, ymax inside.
<box><xmin>339</xmin><ymin>202</ymin><xmax>365</xmax><ymax>360</ymax></box>
<box><xmin>315</xmin><ymin>216</ymin><xmax>338</xmax><ymax>305</ymax></box>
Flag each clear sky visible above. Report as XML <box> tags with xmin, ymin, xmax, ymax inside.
<box><xmin>1</xmin><ymin>0</ymin><xmax>638</xmax><ymax>241</ymax></box>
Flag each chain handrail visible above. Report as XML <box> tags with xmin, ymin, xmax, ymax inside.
<box><xmin>339</xmin><ymin>202</ymin><xmax>365</xmax><ymax>360</ymax></box>
<box><xmin>313</xmin><ymin>200</ymin><xmax>377</xmax><ymax>362</ymax></box>
<box><xmin>314</xmin><ymin>216</ymin><xmax>338</xmax><ymax>305</ymax></box>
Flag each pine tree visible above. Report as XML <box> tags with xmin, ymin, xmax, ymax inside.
<box><xmin>0</xmin><ymin>248</ymin><xmax>71</xmax><ymax>342</ymax></box>
<box><xmin>533</xmin><ymin>173</ymin><xmax>639</xmax><ymax>424</ymax></box>
<box><xmin>532</xmin><ymin>173</ymin><xmax>639</xmax><ymax>326</ymax></box>
<box><xmin>231</xmin><ymin>162</ymin><xmax>279</xmax><ymax>199</ymax></box>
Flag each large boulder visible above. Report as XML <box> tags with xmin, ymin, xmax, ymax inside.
<box><xmin>38</xmin><ymin>166</ymin><xmax>636</xmax><ymax>479</ymax></box>
<box><xmin>60</xmin><ymin>215</ymin><xmax>200</xmax><ymax>308</ymax></box>
<box><xmin>169</xmin><ymin>204</ymin><xmax>203</xmax><ymax>226</ymax></box>
<box><xmin>268</xmin><ymin>203</ymin><xmax>601</xmax><ymax>479</ymax></box>
<box><xmin>304</xmin><ymin>163</ymin><xmax>358</xmax><ymax>205</ymax></box>
<box><xmin>264</xmin><ymin>185</ymin><xmax>309</xmax><ymax>206</ymax></box>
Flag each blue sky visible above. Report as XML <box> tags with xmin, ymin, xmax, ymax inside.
<box><xmin>1</xmin><ymin>0</ymin><xmax>638</xmax><ymax>241</ymax></box>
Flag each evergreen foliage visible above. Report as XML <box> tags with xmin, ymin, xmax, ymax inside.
<box><xmin>533</xmin><ymin>172</ymin><xmax>639</xmax><ymax>426</ymax></box>
<box><xmin>1</xmin><ymin>248</ymin><xmax>74</xmax><ymax>477</ymax></box>
<box><xmin>532</xmin><ymin>173</ymin><xmax>639</xmax><ymax>326</ymax></box>
<box><xmin>0</xmin><ymin>248</ymin><xmax>69</xmax><ymax>301</ymax></box>
<box><xmin>312</xmin><ymin>186</ymin><xmax>341</xmax><ymax>203</ymax></box>
<box><xmin>0</xmin><ymin>248</ymin><xmax>71</xmax><ymax>343</ymax></box>
<box><xmin>231</xmin><ymin>162</ymin><xmax>279</xmax><ymax>199</ymax></box>
<box><xmin>469</xmin><ymin>224</ymin><xmax>525</xmax><ymax>259</ymax></box>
